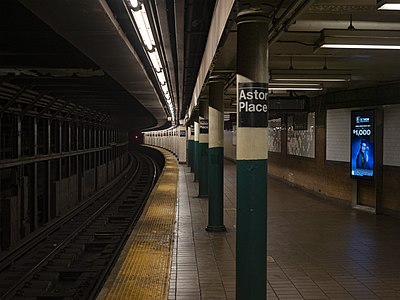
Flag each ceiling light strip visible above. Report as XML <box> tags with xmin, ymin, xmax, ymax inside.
<box><xmin>270</xmin><ymin>69</ymin><xmax>351</xmax><ymax>82</ymax></box>
<box><xmin>377</xmin><ymin>0</ymin><xmax>400</xmax><ymax>10</ymax></box>
<box><xmin>318</xmin><ymin>29</ymin><xmax>400</xmax><ymax>51</ymax></box>
<box><xmin>128</xmin><ymin>0</ymin><xmax>175</xmax><ymax>124</ymax></box>
<box><xmin>321</xmin><ymin>44</ymin><xmax>400</xmax><ymax>50</ymax></box>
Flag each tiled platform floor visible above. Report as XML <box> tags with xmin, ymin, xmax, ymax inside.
<box><xmin>168</xmin><ymin>159</ymin><xmax>400</xmax><ymax>299</ymax></box>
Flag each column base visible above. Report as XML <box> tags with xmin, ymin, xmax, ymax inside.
<box><xmin>206</xmin><ymin>225</ymin><xmax>226</xmax><ymax>232</ymax></box>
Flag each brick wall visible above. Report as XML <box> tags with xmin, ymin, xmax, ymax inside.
<box><xmin>269</xmin><ymin>127</ymin><xmax>353</xmax><ymax>204</ymax></box>
<box><xmin>268</xmin><ymin>108</ymin><xmax>400</xmax><ymax>215</ymax></box>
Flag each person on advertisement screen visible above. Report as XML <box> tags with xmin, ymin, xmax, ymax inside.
<box><xmin>356</xmin><ymin>139</ymin><xmax>369</xmax><ymax>169</ymax></box>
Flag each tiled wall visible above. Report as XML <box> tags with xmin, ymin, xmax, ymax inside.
<box><xmin>383</xmin><ymin>104</ymin><xmax>400</xmax><ymax>167</ymax></box>
<box><xmin>223</xmin><ymin>130</ymin><xmax>236</xmax><ymax>161</ymax></box>
<box><xmin>268</xmin><ymin>118</ymin><xmax>281</xmax><ymax>153</ymax></box>
<box><xmin>327</xmin><ymin>106</ymin><xmax>400</xmax><ymax>166</ymax></box>
<box><xmin>326</xmin><ymin>109</ymin><xmax>351</xmax><ymax>162</ymax></box>
<box><xmin>287</xmin><ymin>112</ymin><xmax>315</xmax><ymax>158</ymax></box>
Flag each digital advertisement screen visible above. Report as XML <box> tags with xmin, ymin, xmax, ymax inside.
<box><xmin>351</xmin><ymin>110</ymin><xmax>375</xmax><ymax>179</ymax></box>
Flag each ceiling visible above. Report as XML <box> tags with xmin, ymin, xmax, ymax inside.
<box><xmin>212</xmin><ymin>0</ymin><xmax>400</xmax><ymax>112</ymax></box>
<box><xmin>2</xmin><ymin>0</ymin><xmax>400</xmax><ymax>129</ymax></box>
<box><xmin>1</xmin><ymin>0</ymin><xmax>159</xmax><ymax>130</ymax></box>
<box><xmin>0</xmin><ymin>0</ymin><xmax>216</xmax><ymax>131</ymax></box>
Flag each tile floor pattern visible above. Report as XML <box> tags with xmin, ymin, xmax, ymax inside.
<box><xmin>168</xmin><ymin>160</ymin><xmax>400</xmax><ymax>300</ymax></box>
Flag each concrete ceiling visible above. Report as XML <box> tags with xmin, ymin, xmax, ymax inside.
<box><xmin>211</xmin><ymin>0</ymin><xmax>400</xmax><ymax>112</ymax></box>
<box><xmin>2</xmin><ymin>0</ymin><xmax>399</xmax><ymax>128</ymax></box>
<box><xmin>0</xmin><ymin>0</ymin><xmax>216</xmax><ymax>131</ymax></box>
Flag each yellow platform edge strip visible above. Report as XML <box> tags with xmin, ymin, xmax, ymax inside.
<box><xmin>98</xmin><ymin>147</ymin><xmax>178</xmax><ymax>300</ymax></box>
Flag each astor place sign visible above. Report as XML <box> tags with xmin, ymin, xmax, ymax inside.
<box><xmin>238</xmin><ymin>82</ymin><xmax>268</xmax><ymax>127</ymax></box>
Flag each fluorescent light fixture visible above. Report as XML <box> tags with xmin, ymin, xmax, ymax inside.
<box><xmin>269</xmin><ymin>87</ymin><xmax>323</xmax><ymax>91</ymax></box>
<box><xmin>128</xmin><ymin>0</ymin><xmax>139</xmax><ymax>8</ymax></box>
<box><xmin>269</xmin><ymin>82</ymin><xmax>323</xmax><ymax>91</ymax></box>
<box><xmin>162</xmin><ymin>84</ymin><xmax>169</xmax><ymax>94</ymax></box>
<box><xmin>148</xmin><ymin>50</ymin><xmax>162</xmax><ymax>72</ymax></box>
<box><xmin>127</xmin><ymin>0</ymin><xmax>176</xmax><ymax>123</ymax></box>
<box><xmin>270</xmin><ymin>69</ymin><xmax>351</xmax><ymax>82</ymax></box>
<box><xmin>156</xmin><ymin>71</ymin><xmax>166</xmax><ymax>85</ymax></box>
<box><xmin>131</xmin><ymin>5</ymin><xmax>155</xmax><ymax>51</ymax></box>
<box><xmin>269</xmin><ymin>83</ymin><xmax>321</xmax><ymax>87</ymax></box>
<box><xmin>322</xmin><ymin>44</ymin><xmax>400</xmax><ymax>50</ymax></box>
<box><xmin>318</xmin><ymin>29</ymin><xmax>400</xmax><ymax>50</ymax></box>
<box><xmin>377</xmin><ymin>0</ymin><xmax>400</xmax><ymax>10</ymax></box>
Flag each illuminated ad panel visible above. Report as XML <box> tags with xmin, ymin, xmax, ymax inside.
<box><xmin>351</xmin><ymin>110</ymin><xmax>375</xmax><ymax>179</ymax></box>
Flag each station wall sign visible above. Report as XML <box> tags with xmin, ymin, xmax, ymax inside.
<box><xmin>238</xmin><ymin>82</ymin><xmax>268</xmax><ymax>127</ymax></box>
<box><xmin>199</xmin><ymin>117</ymin><xmax>209</xmax><ymax>134</ymax></box>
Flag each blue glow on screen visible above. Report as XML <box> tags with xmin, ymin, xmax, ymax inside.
<box><xmin>351</xmin><ymin>110</ymin><xmax>374</xmax><ymax>179</ymax></box>
<box><xmin>351</xmin><ymin>137</ymin><xmax>374</xmax><ymax>177</ymax></box>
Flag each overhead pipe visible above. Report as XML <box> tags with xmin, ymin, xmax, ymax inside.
<box><xmin>268</xmin><ymin>0</ymin><xmax>315</xmax><ymax>44</ymax></box>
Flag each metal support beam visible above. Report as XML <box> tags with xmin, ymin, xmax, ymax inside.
<box><xmin>0</xmin><ymin>114</ymin><xmax>2</xmax><ymax>160</ymax></box>
<box><xmin>33</xmin><ymin>117</ymin><xmax>38</xmax><ymax>157</ymax></box>
<box><xmin>58</xmin><ymin>121</ymin><xmax>62</xmax><ymax>153</ymax></box>
<box><xmin>47</xmin><ymin>160</ymin><xmax>51</xmax><ymax>221</ymax></box>
<box><xmin>47</xmin><ymin>119</ymin><xmax>51</xmax><ymax>155</ymax></box>
<box><xmin>68</xmin><ymin>122</ymin><xmax>71</xmax><ymax>152</ymax></box>
<box><xmin>17</xmin><ymin>115</ymin><xmax>22</xmax><ymax>159</ymax></box>
<box><xmin>33</xmin><ymin>162</ymin><xmax>38</xmax><ymax>229</ymax></box>
<box><xmin>50</xmin><ymin>102</ymin><xmax>70</xmax><ymax>122</ymax></box>
<box><xmin>38</xmin><ymin>97</ymin><xmax>58</xmax><ymax>118</ymax></box>
<box><xmin>0</xmin><ymin>87</ymin><xmax>28</xmax><ymax>115</ymax></box>
<box><xmin>20</xmin><ymin>92</ymin><xmax>47</xmax><ymax>119</ymax></box>
<box><xmin>0</xmin><ymin>145</ymin><xmax>112</xmax><ymax>169</ymax></box>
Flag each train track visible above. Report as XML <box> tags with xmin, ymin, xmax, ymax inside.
<box><xmin>0</xmin><ymin>150</ymin><xmax>158</xmax><ymax>299</ymax></box>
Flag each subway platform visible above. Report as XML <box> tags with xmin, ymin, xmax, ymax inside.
<box><xmin>101</xmin><ymin>148</ymin><xmax>400</xmax><ymax>299</ymax></box>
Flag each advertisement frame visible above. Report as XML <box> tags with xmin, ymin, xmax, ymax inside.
<box><xmin>350</xmin><ymin>109</ymin><xmax>375</xmax><ymax>180</ymax></box>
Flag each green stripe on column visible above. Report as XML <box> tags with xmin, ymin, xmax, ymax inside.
<box><xmin>188</xmin><ymin>139</ymin><xmax>193</xmax><ymax>169</ymax></box>
<box><xmin>198</xmin><ymin>140</ymin><xmax>208</xmax><ymax>197</ymax></box>
<box><xmin>194</xmin><ymin>121</ymin><xmax>199</xmax><ymax>181</ymax></box>
<box><xmin>206</xmin><ymin>147</ymin><xmax>225</xmax><ymax>231</ymax></box>
<box><xmin>236</xmin><ymin>159</ymin><xmax>267</xmax><ymax>300</ymax></box>
<box><xmin>193</xmin><ymin>140</ymin><xmax>198</xmax><ymax>181</ymax></box>
<box><xmin>207</xmin><ymin>79</ymin><xmax>225</xmax><ymax>231</ymax></box>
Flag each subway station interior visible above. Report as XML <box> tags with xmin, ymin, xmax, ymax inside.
<box><xmin>1</xmin><ymin>0</ymin><xmax>400</xmax><ymax>299</ymax></box>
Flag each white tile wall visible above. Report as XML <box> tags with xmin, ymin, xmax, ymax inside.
<box><xmin>268</xmin><ymin>118</ymin><xmax>281</xmax><ymax>153</ymax></box>
<box><xmin>326</xmin><ymin>109</ymin><xmax>351</xmax><ymax>162</ymax></box>
<box><xmin>287</xmin><ymin>112</ymin><xmax>315</xmax><ymax>158</ymax></box>
<box><xmin>223</xmin><ymin>130</ymin><xmax>236</xmax><ymax>161</ymax></box>
<box><xmin>383</xmin><ymin>104</ymin><xmax>400</xmax><ymax>167</ymax></box>
<box><xmin>224</xmin><ymin>105</ymin><xmax>400</xmax><ymax>166</ymax></box>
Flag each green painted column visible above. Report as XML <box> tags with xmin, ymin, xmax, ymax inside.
<box><xmin>190</xmin><ymin>126</ymin><xmax>195</xmax><ymax>169</ymax></box>
<box><xmin>236</xmin><ymin>2</ymin><xmax>270</xmax><ymax>299</ymax></box>
<box><xmin>193</xmin><ymin>109</ymin><xmax>200</xmax><ymax>181</ymax></box>
<box><xmin>188</xmin><ymin>125</ymin><xmax>194</xmax><ymax>170</ymax></box>
<box><xmin>198</xmin><ymin>99</ymin><xmax>209</xmax><ymax>197</ymax></box>
<box><xmin>206</xmin><ymin>78</ymin><xmax>226</xmax><ymax>232</ymax></box>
